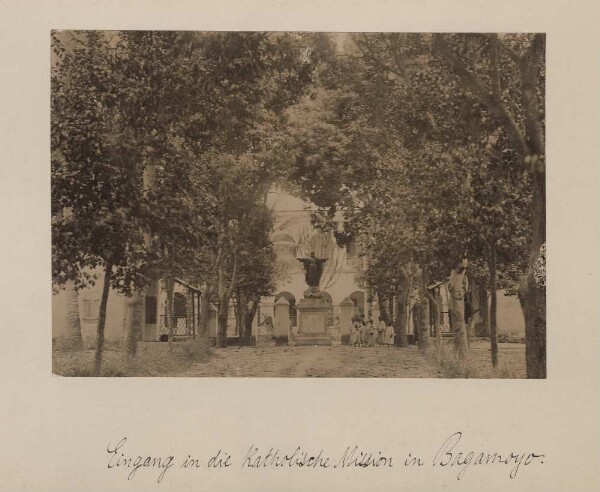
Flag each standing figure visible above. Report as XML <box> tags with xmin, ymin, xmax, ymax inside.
<box><xmin>297</xmin><ymin>252</ymin><xmax>328</xmax><ymax>291</ymax></box>
<box><xmin>350</xmin><ymin>320</ymin><xmax>360</xmax><ymax>346</ymax></box>
<box><xmin>377</xmin><ymin>317</ymin><xmax>386</xmax><ymax>345</ymax></box>
<box><xmin>368</xmin><ymin>320</ymin><xmax>377</xmax><ymax>347</ymax></box>
<box><xmin>360</xmin><ymin>316</ymin><xmax>368</xmax><ymax>346</ymax></box>
<box><xmin>384</xmin><ymin>320</ymin><xmax>395</xmax><ymax>347</ymax></box>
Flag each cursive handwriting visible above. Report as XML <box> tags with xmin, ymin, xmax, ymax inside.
<box><xmin>105</xmin><ymin>434</ymin><xmax>545</xmax><ymax>483</ymax></box>
<box><xmin>334</xmin><ymin>446</ymin><xmax>394</xmax><ymax>468</ymax></box>
<box><xmin>242</xmin><ymin>445</ymin><xmax>330</xmax><ymax>468</ymax></box>
<box><xmin>107</xmin><ymin>437</ymin><xmax>175</xmax><ymax>483</ymax></box>
<box><xmin>432</xmin><ymin>432</ymin><xmax>545</xmax><ymax>479</ymax></box>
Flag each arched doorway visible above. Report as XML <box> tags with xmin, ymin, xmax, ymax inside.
<box><xmin>349</xmin><ymin>291</ymin><xmax>365</xmax><ymax>318</ymax></box>
<box><xmin>275</xmin><ymin>291</ymin><xmax>297</xmax><ymax>326</ymax></box>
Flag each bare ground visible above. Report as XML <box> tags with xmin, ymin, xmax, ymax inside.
<box><xmin>175</xmin><ymin>345</ymin><xmax>446</xmax><ymax>378</ymax></box>
<box><xmin>461</xmin><ymin>339</ymin><xmax>526</xmax><ymax>378</ymax></box>
<box><xmin>52</xmin><ymin>339</ymin><xmax>526</xmax><ymax>378</ymax></box>
<box><xmin>177</xmin><ymin>341</ymin><xmax>525</xmax><ymax>378</ymax></box>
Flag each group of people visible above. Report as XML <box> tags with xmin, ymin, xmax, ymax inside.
<box><xmin>350</xmin><ymin>315</ymin><xmax>395</xmax><ymax>347</ymax></box>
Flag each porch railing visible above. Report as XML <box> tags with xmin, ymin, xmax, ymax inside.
<box><xmin>159</xmin><ymin>315</ymin><xmax>190</xmax><ymax>337</ymax></box>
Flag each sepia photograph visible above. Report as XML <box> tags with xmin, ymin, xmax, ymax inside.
<box><xmin>4</xmin><ymin>1</ymin><xmax>600</xmax><ymax>489</ymax></box>
<box><xmin>51</xmin><ymin>31</ymin><xmax>546</xmax><ymax>379</ymax></box>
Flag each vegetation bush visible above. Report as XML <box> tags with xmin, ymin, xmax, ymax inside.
<box><xmin>53</xmin><ymin>337</ymin><xmax>213</xmax><ymax>377</ymax></box>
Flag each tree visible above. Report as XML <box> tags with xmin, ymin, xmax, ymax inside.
<box><xmin>283</xmin><ymin>33</ymin><xmax>537</xmax><ymax>368</ymax></box>
<box><xmin>234</xmin><ymin>206</ymin><xmax>277</xmax><ymax>346</ymax></box>
<box><xmin>432</xmin><ymin>33</ymin><xmax>546</xmax><ymax>377</ymax></box>
<box><xmin>53</xmin><ymin>30</ymin><xmax>321</xmax><ymax>360</ymax></box>
<box><xmin>159</xmin><ymin>32</ymin><xmax>323</xmax><ymax>347</ymax></box>
<box><xmin>62</xmin><ymin>280</ymin><xmax>83</xmax><ymax>350</ymax></box>
<box><xmin>203</xmin><ymin>154</ymin><xmax>270</xmax><ymax>348</ymax></box>
<box><xmin>52</xmin><ymin>32</ymin><xmax>148</xmax><ymax>375</ymax></box>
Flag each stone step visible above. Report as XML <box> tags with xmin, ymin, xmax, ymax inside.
<box><xmin>296</xmin><ymin>335</ymin><xmax>332</xmax><ymax>346</ymax></box>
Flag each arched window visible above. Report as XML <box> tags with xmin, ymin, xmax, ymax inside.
<box><xmin>272</xmin><ymin>233</ymin><xmax>295</xmax><ymax>244</ymax></box>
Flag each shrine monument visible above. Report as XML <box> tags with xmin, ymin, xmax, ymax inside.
<box><xmin>296</xmin><ymin>252</ymin><xmax>332</xmax><ymax>345</ymax></box>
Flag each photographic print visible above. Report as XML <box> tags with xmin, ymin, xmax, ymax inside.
<box><xmin>51</xmin><ymin>31</ymin><xmax>546</xmax><ymax>378</ymax></box>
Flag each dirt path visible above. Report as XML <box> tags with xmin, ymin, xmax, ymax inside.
<box><xmin>178</xmin><ymin>345</ymin><xmax>446</xmax><ymax>378</ymax></box>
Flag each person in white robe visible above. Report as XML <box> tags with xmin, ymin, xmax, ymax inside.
<box><xmin>350</xmin><ymin>321</ymin><xmax>360</xmax><ymax>346</ymax></box>
<box><xmin>377</xmin><ymin>317</ymin><xmax>386</xmax><ymax>345</ymax></box>
<box><xmin>384</xmin><ymin>321</ymin><xmax>395</xmax><ymax>347</ymax></box>
<box><xmin>360</xmin><ymin>318</ymin><xmax>368</xmax><ymax>346</ymax></box>
<box><xmin>367</xmin><ymin>320</ymin><xmax>377</xmax><ymax>347</ymax></box>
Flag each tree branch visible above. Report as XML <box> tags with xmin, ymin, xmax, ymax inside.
<box><xmin>474</xmin><ymin>33</ymin><xmax>522</xmax><ymax>65</ymax></box>
<box><xmin>498</xmin><ymin>39</ymin><xmax>522</xmax><ymax>65</ymax></box>
<box><xmin>489</xmin><ymin>34</ymin><xmax>501</xmax><ymax>101</ymax></box>
<box><xmin>519</xmin><ymin>33</ymin><xmax>546</xmax><ymax>160</ymax></box>
<box><xmin>389</xmin><ymin>33</ymin><xmax>406</xmax><ymax>75</ymax></box>
<box><xmin>433</xmin><ymin>34</ymin><xmax>531</xmax><ymax>159</ymax></box>
<box><xmin>353</xmin><ymin>36</ymin><xmax>404</xmax><ymax>77</ymax></box>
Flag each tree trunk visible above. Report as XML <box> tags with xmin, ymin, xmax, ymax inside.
<box><xmin>411</xmin><ymin>303</ymin><xmax>419</xmax><ymax>344</ymax></box>
<box><xmin>186</xmin><ymin>287</ymin><xmax>195</xmax><ymax>339</ymax></box>
<box><xmin>238</xmin><ymin>295</ymin><xmax>249</xmax><ymax>347</ymax></box>
<box><xmin>436</xmin><ymin>33</ymin><xmax>546</xmax><ymax>376</ymax></box>
<box><xmin>216</xmin><ymin>262</ymin><xmax>228</xmax><ymax>349</ymax></box>
<box><xmin>217</xmin><ymin>300</ymin><xmax>229</xmax><ymax>348</ymax></box>
<box><xmin>63</xmin><ymin>280</ymin><xmax>82</xmax><ymax>350</ymax></box>
<box><xmin>165</xmin><ymin>277</ymin><xmax>175</xmax><ymax>351</ymax></box>
<box><xmin>123</xmin><ymin>289</ymin><xmax>144</xmax><ymax>359</ymax></box>
<box><xmin>239</xmin><ymin>296</ymin><xmax>258</xmax><ymax>346</ymax></box>
<box><xmin>519</xmin><ymin>36</ymin><xmax>546</xmax><ymax>377</ymax></box>
<box><xmin>465</xmin><ymin>276</ymin><xmax>476</xmax><ymax>339</ymax></box>
<box><xmin>522</xmin><ymin>173</ymin><xmax>546</xmax><ymax>378</ymax></box>
<box><xmin>235</xmin><ymin>288</ymin><xmax>243</xmax><ymax>339</ymax></box>
<box><xmin>247</xmin><ymin>299</ymin><xmax>259</xmax><ymax>345</ymax></box>
<box><xmin>464</xmin><ymin>278</ymin><xmax>472</xmax><ymax>351</ymax></box>
<box><xmin>379</xmin><ymin>298</ymin><xmax>392</xmax><ymax>326</ymax></box>
<box><xmin>394</xmin><ymin>292</ymin><xmax>409</xmax><ymax>347</ymax></box>
<box><xmin>216</xmin><ymin>252</ymin><xmax>239</xmax><ymax>349</ymax></box>
<box><xmin>92</xmin><ymin>262</ymin><xmax>112</xmax><ymax>376</ymax></box>
<box><xmin>417</xmin><ymin>270</ymin><xmax>430</xmax><ymax>352</ymax></box>
<box><xmin>489</xmin><ymin>242</ymin><xmax>499</xmax><ymax>368</ymax></box>
<box><xmin>478</xmin><ymin>281</ymin><xmax>490</xmax><ymax>336</ymax></box>
<box><xmin>426</xmin><ymin>290</ymin><xmax>442</xmax><ymax>360</ymax></box>
<box><xmin>418</xmin><ymin>299</ymin><xmax>430</xmax><ymax>351</ymax></box>
<box><xmin>198</xmin><ymin>283</ymin><xmax>212</xmax><ymax>338</ymax></box>
<box><xmin>394</xmin><ymin>270</ymin><xmax>411</xmax><ymax>347</ymax></box>
<box><xmin>448</xmin><ymin>261</ymin><xmax>468</xmax><ymax>359</ymax></box>
<box><xmin>364</xmin><ymin>254</ymin><xmax>373</xmax><ymax>320</ymax></box>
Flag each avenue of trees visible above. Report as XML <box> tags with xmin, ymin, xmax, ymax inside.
<box><xmin>285</xmin><ymin>33</ymin><xmax>545</xmax><ymax>377</ymax></box>
<box><xmin>52</xmin><ymin>31</ymin><xmax>323</xmax><ymax>374</ymax></box>
<box><xmin>52</xmin><ymin>32</ymin><xmax>545</xmax><ymax>377</ymax></box>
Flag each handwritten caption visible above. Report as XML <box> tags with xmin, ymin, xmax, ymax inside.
<box><xmin>106</xmin><ymin>432</ymin><xmax>545</xmax><ymax>483</ymax></box>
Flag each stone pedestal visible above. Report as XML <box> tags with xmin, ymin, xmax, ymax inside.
<box><xmin>274</xmin><ymin>296</ymin><xmax>290</xmax><ymax>338</ymax></box>
<box><xmin>296</xmin><ymin>293</ymin><xmax>332</xmax><ymax>346</ymax></box>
